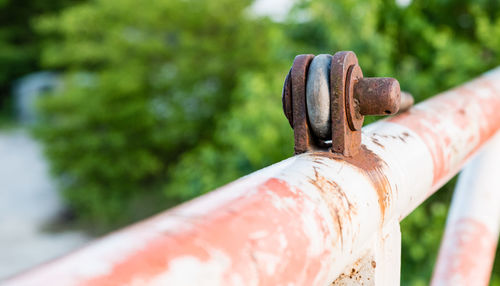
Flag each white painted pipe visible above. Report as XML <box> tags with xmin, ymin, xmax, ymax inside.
<box><xmin>431</xmin><ymin>131</ymin><xmax>500</xmax><ymax>286</ymax></box>
<box><xmin>4</xmin><ymin>68</ymin><xmax>500</xmax><ymax>286</ymax></box>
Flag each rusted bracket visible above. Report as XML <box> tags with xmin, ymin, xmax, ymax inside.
<box><xmin>282</xmin><ymin>51</ymin><xmax>413</xmax><ymax>156</ymax></box>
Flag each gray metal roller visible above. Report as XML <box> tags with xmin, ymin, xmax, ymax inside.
<box><xmin>306</xmin><ymin>54</ymin><xmax>332</xmax><ymax>140</ymax></box>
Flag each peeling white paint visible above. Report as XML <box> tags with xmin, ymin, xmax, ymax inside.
<box><xmin>144</xmin><ymin>249</ymin><xmax>231</xmax><ymax>286</ymax></box>
<box><xmin>253</xmin><ymin>251</ymin><xmax>281</xmax><ymax>275</ymax></box>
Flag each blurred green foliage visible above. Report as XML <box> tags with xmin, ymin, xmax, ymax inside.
<box><xmin>0</xmin><ymin>0</ymin><xmax>81</xmax><ymax>113</ymax></box>
<box><xmin>11</xmin><ymin>0</ymin><xmax>498</xmax><ymax>284</ymax></box>
<box><xmin>34</xmin><ymin>0</ymin><xmax>275</xmax><ymax>226</ymax></box>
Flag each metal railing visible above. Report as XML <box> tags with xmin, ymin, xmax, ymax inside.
<box><xmin>432</xmin><ymin>131</ymin><xmax>500</xmax><ymax>285</ymax></box>
<box><xmin>4</xmin><ymin>58</ymin><xmax>500</xmax><ymax>286</ymax></box>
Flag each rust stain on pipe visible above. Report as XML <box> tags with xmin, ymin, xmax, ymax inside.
<box><xmin>310</xmin><ymin>145</ymin><xmax>393</xmax><ymax>222</ymax></box>
<box><xmin>371</xmin><ymin>137</ymin><xmax>385</xmax><ymax>149</ymax></box>
<box><xmin>331</xmin><ymin>255</ymin><xmax>374</xmax><ymax>285</ymax></box>
<box><xmin>307</xmin><ymin>166</ymin><xmax>356</xmax><ymax>248</ymax></box>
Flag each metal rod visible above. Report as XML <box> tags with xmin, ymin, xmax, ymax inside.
<box><xmin>397</xmin><ymin>91</ymin><xmax>414</xmax><ymax>113</ymax></box>
<box><xmin>5</xmin><ymin>68</ymin><xmax>500</xmax><ymax>286</ymax></box>
<box><xmin>431</xmin><ymin>131</ymin><xmax>500</xmax><ymax>286</ymax></box>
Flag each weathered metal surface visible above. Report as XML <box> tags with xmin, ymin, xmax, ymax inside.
<box><xmin>5</xmin><ymin>68</ymin><xmax>500</xmax><ymax>286</ymax></box>
<box><xmin>332</xmin><ymin>221</ymin><xmax>401</xmax><ymax>286</ymax></box>
<box><xmin>345</xmin><ymin>64</ymin><xmax>364</xmax><ymax>131</ymax></box>
<box><xmin>281</xmin><ymin>70</ymin><xmax>293</xmax><ymax>127</ymax></box>
<box><xmin>306</xmin><ymin>54</ymin><xmax>332</xmax><ymax>139</ymax></box>
<box><xmin>388</xmin><ymin>68</ymin><xmax>500</xmax><ymax>191</ymax></box>
<box><xmin>431</xmin><ymin>131</ymin><xmax>500</xmax><ymax>286</ymax></box>
<box><xmin>284</xmin><ymin>51</ymin><xmax>406</xmax><ymax>157</ymax></box>
<box><xmin>398</xmin><ymin>91</ymin><xmax>414</xmax><ymax>114</ymax></box>
<box><xmin>354</xmin><ymin>77</ymin><xmax>401</xmax><ymax>116</ymax></box>
<box><xmin>291</xmin><ymin>54</ymin><xmax>315</xmax><ymax>154</ymax></box>
<box><xmin>330</xmin><ymin>51</ymin><xmax>363</xmax><ymax>156</ymax></box>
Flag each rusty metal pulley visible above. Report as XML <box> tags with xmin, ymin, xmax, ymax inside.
<box><xmin>282</xmin><ymin>51</ymin><xmax>414</xmax><ymax>156</ymax></box>
<box><xmin>306</xmin><ymin>54</ymin><xmax>332</xmax><ymax>140</ymax></box>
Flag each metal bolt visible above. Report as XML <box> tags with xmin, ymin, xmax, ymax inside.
<box><xmin>354</xmin><ymin>77</ymin><xmax>401</xmax><ymax>116</ymax></box>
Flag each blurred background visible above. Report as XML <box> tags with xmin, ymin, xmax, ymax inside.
<box><xmin>0</xmin><ymin>0</ymin><xmax>499</xmax><ymax>284</ymax></box>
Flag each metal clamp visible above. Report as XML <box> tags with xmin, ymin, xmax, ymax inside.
<box><xmin>282</xmin><ymin>51</ymin><xmax>414</xmax><ymax>156</ymax></box>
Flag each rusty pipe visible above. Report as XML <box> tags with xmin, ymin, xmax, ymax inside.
<box><xmin>5</xmin><ymin>67</ymin><xmax>500</xmax><ymax>286</ymax></box>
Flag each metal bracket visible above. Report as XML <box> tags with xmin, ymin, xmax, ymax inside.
<box><xmin>282</xmin><ymin>51</ymin><xmax>413</xmax><ymax>157</ymax></box>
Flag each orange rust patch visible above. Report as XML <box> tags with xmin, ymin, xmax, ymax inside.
<box><xmin>310</xmin><ymin>145</ymin><xmax>393</xmax><ymax>221</ymax></box>
<box><xmin>331</xmin><ymin>255</ymin><xmax>372</xmax><ymax>285</ymax></box>
<box><xmin>83</xmin><ymin>178</ymin><xmax>331</xmax><ymax>286</ymax></box>
<box><xmin>307</xmin><ymin>166</ymin><xmax>356</xmax><ymax>248</ymax></box>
